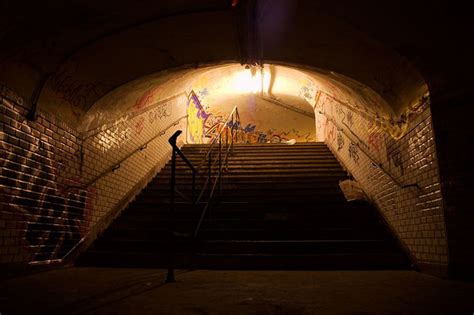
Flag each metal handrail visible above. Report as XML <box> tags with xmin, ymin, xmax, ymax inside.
<box><xmin>166</xmin><ymin>129</ymin><xmax>196</xmax><ymax>283</ymax></box>
<box><xmin>319</xmin><ymin>112</ymin><xmax>420</xmax><ymax>190</ymax></box>
<box><xmin>165</xmin><ymin>107</ymin><xmax>241</xmax><ymax>283</ymax></box>
<box><xmin>81</xmin><ymin>92</ymin><xmax>187</xmax><ymax>140</ymax></box>
<box><xmin>168</xmin><ymin>129</ymin><xmax>197</xmax><ymax>207</ymax></box>
<box><xmin>193</xmin><ymin>106</ymin><xmax>241</xmax><ymax>237</ymax></box>
<box><xmin>66</xmin><ymin>115</ymin><xmax>187</xmax><ymax>191</ymax></box>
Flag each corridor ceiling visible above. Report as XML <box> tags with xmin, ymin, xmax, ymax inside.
<box><xmin>1</xmin><ymin>0</ymin><xmax>472</xmax><ymax>128</ymax></box>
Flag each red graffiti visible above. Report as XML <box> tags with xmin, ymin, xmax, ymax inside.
<box><xmin>367</xmin><ymin>131</ymin><xmax>384</xmax><ymax>154</ymax></box>
<box><xmin>134</xmin><ymin>87</ymin><xmax>160</xmax><ymax>110</ymax></box>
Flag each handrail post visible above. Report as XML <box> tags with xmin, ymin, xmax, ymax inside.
<box><xmin>166</xmin><ymin>146</ymin><xmax>176</xmax><ymax>283</ymax></box>
<box><xmin>166</xmin><ymin>130</ymin><xmax>183</xmax><ymax>284</ymax></box>
<box><xmin>170</xmin><ymin>148</ymin><xmax>176</xmax><ymax>213</ymax></box>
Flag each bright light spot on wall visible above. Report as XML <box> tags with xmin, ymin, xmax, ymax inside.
<box><xmin>262</xmin><ymin>68</ymin><xmax>271</xmax><ymax>93</ymax></box>
<box><xmin>232</xmin><ymin>68</ymin><xmax>262</xmax><ymax>94</ymax></box>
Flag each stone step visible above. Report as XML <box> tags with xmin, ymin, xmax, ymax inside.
<box><xmin>79</xmin><ymin>143</ymin><xmax>409</xmax><ymax>270</ymax></box>
<box><xmin>77</xmin><ymin>251</ymin><xmax>409</xmax><ymax>270</ymax></box>
<box><xmin>103</xmin><ymin>226</ymin><xmax>387</xmax><ymax>241</ymax></box>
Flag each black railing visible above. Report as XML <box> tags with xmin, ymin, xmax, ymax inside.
<box><xmin>193</xmin><ymin>106</ymin><xmax>241</xmax><ymax>238</ymax></box>
<box><xmin>166</xmin><ymin>107</ymin><xmax>241</xmax><ymax>282</ymax></box>
<box><xmin>166</xmin><ymin>130</ymin><xmax>196</xmax><ymax>283</ymax></box>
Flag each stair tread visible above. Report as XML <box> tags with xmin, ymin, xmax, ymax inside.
<box><xmin>80</xmin><ymin>143</ymin><xmax>409</xmax><ymax>270</ymax></box>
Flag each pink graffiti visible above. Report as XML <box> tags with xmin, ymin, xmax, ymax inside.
<box><xmin>367</xmin><ymin>131</ymin><xmax>384</xmax><ymax>154</ymax></box>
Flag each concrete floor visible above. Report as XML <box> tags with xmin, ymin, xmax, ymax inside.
<box><xmin>1</xmin><ymin>268</ymin><xmax>473</xmax><ymax>314</ymax></box>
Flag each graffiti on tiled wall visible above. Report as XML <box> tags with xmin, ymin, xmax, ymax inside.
<box><xmin>187</xmin><ymin>91</ymin><xmax>210</xmax><ymax>144</ymax></box>
<box><xmin>204</xmin><ymin>110</ymin><xmax>313</xmax><ymax>144</ymax></box>
<box><xmin>93</xmin><ymin>98</ymin><xmax>174</xmax><ymax>153</ymax></box>
<box><xmin>49</xmin><ymin>69</ymin><xmax>105</xmax><ymax>110</ymax></box>
<box><xmin>1</xmin><ymin>102</ymin><xmax>95</xmax><ymax>261</ymax></box>
<box><xmin>1</xmin><ymin>88</ymin><xmax>187</xmax><ymax>264</ymax></box>
<box><xmin>314</xmin><ymin>89</ymin><xmax>448</xmax><ymax>266</ymax></box>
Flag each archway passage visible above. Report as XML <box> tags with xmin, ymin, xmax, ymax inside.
<box><xmin>1</xmin><ymin>0</ymin><xmax>473</xmax><ymax>280</ymax></box>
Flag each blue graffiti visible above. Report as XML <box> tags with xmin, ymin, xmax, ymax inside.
<box><xmin>243</xmin><ymin>124</ymin><xmax>256</xmax><ymax>133</ymax></box>
<box><xmin>227</xmin><ymin>121</ymin><xmax>241</xmax><ymax>130</ymax></box>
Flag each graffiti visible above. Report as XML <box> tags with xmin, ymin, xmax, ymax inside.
<box><xmin>134</xmin><ymin>86</ymin><xmax>161</xmax><ymax>110</ymax></box>
<box><xmin>49</xmin><ymin>70</ymin><xmax>103</xmax><ymax>109</ymax></box>
<box><xmin>346</xmin><ymin>110</ymin><xmax>354</xmax><ymax>127</ymax></box>
<box><xmin>187</xmin><ymin>91</ymin><xmax>210</xmax><ymax>144</ymax></box>
<box><xmin>148</xmin><ymin>101</ymin><xmax>172</xmax><ymax>124</ymax></box>
<box><xmin>204</xmin><ymin>114</ymin><xmax>225</xmax><ymax>141</ymax></box>
<box><xmin>386</xmin><ymin>138</ymin><xmax>404</xmax><ymax>175</ymax></box>
<box><xmin>227</xmin><ymin>121</ymin><xmax>241</xmax><ymax>130</ymax></box>
<box><xmin>348</xmin><ymin>142</ymin><xmax>360</xmax><ymax>164</ymax></box>
<box><xmin>257</xmin><ymin>133</ymin><xmax>267</xmax><ymax>143</ymax></box>
<box><xmin>198</xmin><ymin>88</ymin><xmax>209</xmax><ymax>98</ymax></box>
<box><xmin>407</xmin><ymin>127</ymin><xmax>434</xmax><ymax>171</ymax></box>
<box><xmin>0</xmin><ymin>117</ymin><xmax>93</xmax><ymax>261</ymax></box>
<box><xmin>148</xmin><ymin>110</ymin><xmax>155</xmax><ymax>124</ymax></box>
<box><xmin>325</xmin><ymin>121</ymin><xmax>337</xmax><ymax>144</ymax></box>
<box><xmin>367</xmin><ymin>130</ymin><xmax>385</xmax><ymax>163</ymax></box>
<box><xmin>135</xmin><ymin>117</ymin><xmax>145</xmax><ymax>135</ymax></box>
<box><xmin>201</xmin><ymin>102</ymin><xmax>314</xmax><ymax>144</ymax></box>
<box><xmin>299</xmin><ymin>82</ymin><xmax>316</xmax><ymax>104</ymax></box>
<box><xmin>337</xmin><ymin>131</ymin><xmax>345</xmax><ymax>151</ymax></box>
<box><xmin>241</xmin><ymin>123</ymin><xmax>255</xmax><ymax>133</ymax></box>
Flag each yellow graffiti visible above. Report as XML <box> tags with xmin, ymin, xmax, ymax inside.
<box><xmin>187</xmin><ymin>96</ymin><xmax>204</xmax><ymax>144</ymax></box>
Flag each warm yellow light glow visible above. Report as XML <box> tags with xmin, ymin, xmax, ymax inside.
<box><xmin>232</xmin><ymin>68</ymin><xmax>262</xmax><ymax>94</ymax></box>
<box><xmin>262</xmin><ymin>68</ymin><xmax>271</xmax><ymax>92</ymax></box>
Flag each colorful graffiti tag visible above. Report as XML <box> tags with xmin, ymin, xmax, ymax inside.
<box><xmin>1</xmin><ymin>119</ymin><xmax>95</xmax><ymax>261</ymax></box>
<box><xmin>187</xmin><ymin>91</ymin><xmax>210</xmax><ymax>144</ymax></box>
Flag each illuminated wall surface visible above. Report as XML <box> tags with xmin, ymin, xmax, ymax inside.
<box><xmin>0</xmin><ymin>63</ymin><xmax>446</xmax><ymax>272</ymax></box>
<box><xmin>316</xmin><ymin>95</ymin><xmax>447</xmax><ymax>267</ymax></box>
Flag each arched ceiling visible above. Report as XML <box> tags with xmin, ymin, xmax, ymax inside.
<box><xmin>1</xmin><ymin>0</ymin><xmax>472</xmax><ymax>127</ymax></box>
<box><xmin>81</xmin><ymin>63</ymin><xmax>390</xmax><ymax>132</ymax></box>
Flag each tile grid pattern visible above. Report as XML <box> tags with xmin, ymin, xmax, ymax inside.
<box><xmin>315</xmin><ymin>95</ymin><xmax>448</xmax><ymax>267</ymax></box>
<box><xmin>0</xmin><ymin>85</ymin><xmax>187</xmax><ymax>264</ymax></box>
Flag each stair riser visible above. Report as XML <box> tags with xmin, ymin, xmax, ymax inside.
<box><xmin>78</xmin><ymin>143</ymin><xmax>409</xmax><ymax>270</ymax></box>
<box><xmin>78</xmin><ymin>252</ymin><xmax>408</xmax><ymax>270</ymax></box>
<box><xmin>111</xmin><ymin>218</ymin><xmax>381</xmax><ymax>231</ymax></box>
<box><xmin>103</xmin><ymin>228</ymin><xmax>387</xmax><ymax>241</ymax></box>
<box><xmin>90</xmin><ymin>239</ymin><xmax>398</xmax><ymax>255</ymax></box>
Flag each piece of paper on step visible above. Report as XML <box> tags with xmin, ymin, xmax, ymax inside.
<box><xmin>339</xmin><ymin>179</ymin><xmax>368</xmax><ymax>201</ymax></box>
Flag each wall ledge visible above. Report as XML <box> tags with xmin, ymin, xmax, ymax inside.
<box><xmin>418</xmin><ymin>262</ymin><xmax>449</xmax><ymax>279</ymax></box>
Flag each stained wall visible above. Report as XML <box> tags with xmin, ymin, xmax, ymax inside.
<box><xmin>0</xmin><ymin>85</ymin><xmax>186</xmax><ymax>265</ymax></box>
<box><xmin>315</xmin><ymin>91</ymin><xmax>448</xmax><ymax>274</ymax></box>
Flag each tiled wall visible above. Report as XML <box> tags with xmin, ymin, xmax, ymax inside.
<box><xmin>0</xmin><ymin>85</ymin><xmax>187</xmax><ymax>265</ymax></box>
<box><xmin>315</xmin><ymin>92</ymin><xmax>448</xmax><ymax>270</ymax></box>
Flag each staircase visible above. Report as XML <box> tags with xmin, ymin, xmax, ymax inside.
<box><xmin>78</xmin><ymin>142</ymin><xmax>410</xmax><ymax>270</ymax></box>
